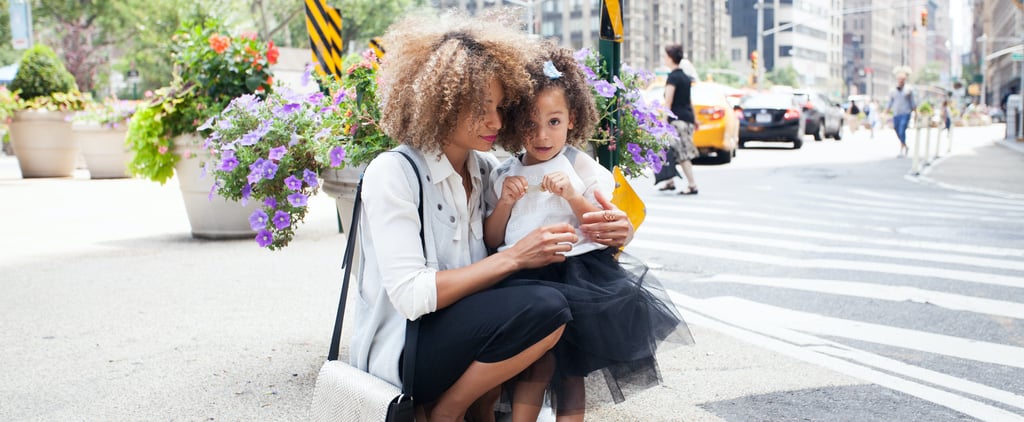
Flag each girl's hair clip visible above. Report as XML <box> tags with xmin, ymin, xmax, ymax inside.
<box><xmin>543</xmin><ymin>60</ymin><xmax>563</xmax><ymax>79</ymax></box>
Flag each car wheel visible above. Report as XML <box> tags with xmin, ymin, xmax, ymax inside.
<box><xmin>793</xmin><ymin>138</ymin><xmax>803</xmax><ymax>149</ymax></box>
<box><xmin>813</xmin><ymin>120</ymin><xmax>824</xmax><ymax>140</ymax></box>
<box><xmin>833</xmin><ymin>123</ymin><xmax>843</xmax><ymax>140</ymax></box>
<box><xmin>738</xmin><ymin>141</ymin><xmax>746</xmax><ymax>149</ymax></box>
<box><xmin>717</xmin><ymin>149</ymin><xmax>732</xmax><ymax>164</ymax></box>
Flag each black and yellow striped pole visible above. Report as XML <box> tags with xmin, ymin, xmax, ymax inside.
<box><xmin>305</xmin><ymin>0</ymin><xmax>344</xmax><ymax>79</ymax></box>
<box><xmin>597</xmin><ymin>0</ymin><xmax>623</xmax><ymax>170</ymax></box>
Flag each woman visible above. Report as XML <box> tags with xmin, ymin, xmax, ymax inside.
<box><xmin>348</xmin><ymin>13</ymin><xmax>634</xmax><ymax>422</ymax></box>
<box><xmin>659</xmin><ymin>44</ymin><xmax>700</xmax><ymax>195</ymax></box>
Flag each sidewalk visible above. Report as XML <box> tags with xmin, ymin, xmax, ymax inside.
<box><xmin>917</xmin><ymin>127</ymin><xmax>1024</xmax><ymax>198</ymax></box>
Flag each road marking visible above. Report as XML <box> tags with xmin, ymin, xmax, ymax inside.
<box><xmin>628</xmin><ymin>239</ymin><xmax>1024</xmax><ymax>288</ymax></box>
<box><xmin>675</xmin><ymin>272</ymin><xmax>1024</xmax><ymax>320</ymax></box>
<box><xmin>646</xmin><ymin>199</ymin><xmax>906</xmax><ymax>228</ymax></box>
<box><xmin>849</xmin><ymin>188</ymin><xmax>1024</xmax><ymax>213</ymax></box>
<box><xmin>643</xmin><ymin>226</ymin><xmax>1024</xmax><ymax>271</ymax></box>
<box><xmin>787</xmin><ymin>193</ymin><xmax>1018</xmax><ymax>223</ymax></box>
<box><xmin>641</xmin><ymin>215</ymin><xmax>1024</xmax><ymax>258</ymax></box>
<box><xmin>694</xmin><ymin>296</ymin><xmax>1024</xmax><ymax>368</ymax></box>
<box><xmin>668</xmin><ymin>292</ymin><xmax>1024</xmax><ymax>421</ymax></box>
<box><xmin>797</xmin><ymin>191</ymin><xmax>1024</xmax><ymax>219</ymax></box>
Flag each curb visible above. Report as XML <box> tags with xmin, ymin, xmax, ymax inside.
<box><xmin>904</xmin><ymin>137</ymin><xmax>1024</xmax><ymax>200</ymax></box>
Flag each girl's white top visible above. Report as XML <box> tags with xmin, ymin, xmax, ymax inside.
<box><xmin>487</xmin><ymin>145</ymin><xmax>614</xmax><ymax>257</ymax></box>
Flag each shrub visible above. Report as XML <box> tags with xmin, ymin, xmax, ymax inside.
<box><xmin>10</xmin><ymin>45</ymin><xmax>77</xmax><ymax>101</ymax></box>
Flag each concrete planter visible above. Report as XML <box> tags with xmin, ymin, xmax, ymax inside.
<box><xmin>173</xmin><ymin>134</ymin><xmax>259</xmax><ymax>239</ymax></box>
<box><xmin>9</xmin><ymin>109</ymin><xmax>75</xmax><ymax>178</ymax></box>
<box><xmin>73</xmin><ymin>123</ymin><xmax>132</xmax><ymax>179</ymax></box>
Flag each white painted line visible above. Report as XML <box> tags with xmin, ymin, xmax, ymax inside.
<box><xmin>645</xmin><ymin>200</ymin><xmax>906</xmax><ymax>228</ymax></box>
<box><xmin>671</xmin><ymin>272</ymin><xmax>1024</xmax><ymax>320</ymax></box>
<box><xmin>698</xmin><ymin>296</ymin><xmax>1024</xmax><ymax>369</ymax></box>
<box><xmin>645</xmin><ymin>226</ymin><xmax>1024</xmax><ymax>271</ymax></box>
<box><xmin>849</xmin><ymin>188</ymin><xmax>1024</xmax><ymax>213</ymax></box>
<box><xmin>797</xmin><ymin>191</ymin><xmax>1024</xmax><ymax>219</ymax></box>
<box><xmin>668</xmin><ymin>292</ymin><xmax>1024</xmax><ymax>421</ymax></box>
<box><xmin>641</xmin><ymin>215</ymin><xmax>1024</xmax><ymax>258</ymax></box>
<box><xmin>788</xmin><ymin>193</ymin><xmax>1018</xmax><ymax>223</ymax></box>
<box><xmin>911</xmin><ymin>174</ymin><xmax>1024</xmax><ymax>201</ymax></box>
<box><xmin>629</xmin><ymin>239</ymin><xmax>1024</xmax><ymax>288</ymax></box>
<box><xmin>949</xmin><ymin>193</ymin><xmax>1024</xmax><ymax>207</ymax></box>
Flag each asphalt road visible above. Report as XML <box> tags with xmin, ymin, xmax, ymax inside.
<box><xmin>1</xmin><ymin>124</ymin><xmax>1022</xmax><ymax>421</ymax></box>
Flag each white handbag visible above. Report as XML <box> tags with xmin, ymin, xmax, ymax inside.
<box><xmin>310</xmin><ymin>151</ymin><xmax>424</xmax><ymax>421</ymax></box>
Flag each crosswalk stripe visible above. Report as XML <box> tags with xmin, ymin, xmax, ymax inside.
<box><xmin>629</xmin><ymin>239</ymin><xmax>1024</xmax><ymax>288</ymax></box>
<box><xmin>642</xmin><ymin>215</ymin><xmax>1024</xmax><ymax>258</ymax></box>
<box><xmin>644</xmin><ymin>201</ymin><xmax>901</xmax><ymax>231</ymax></box>
<box><xmin>696</xmin><ymin>296</ymin><xmax>1024</xmax><ymax>368</ymax></box>
<box><xmin>850</xmin><ymin>188</ymin><xmax>1024</xmax><ymax>213</ymax></box>
<box><xmin>671</xmin><ymin>272</ymin><xmax>1024</xmax><ymax>320</ymax></box>
<box><xmin>789</xmin><ymin>193</ymin><xmax>1018</xmax><ymax>223</ymax></box>
<box><xmin>799</xmin><ymin>190</ymin><xmax>1024</xmax><ymax>218</ymax></box>
<box><xmin>644</xmin><ymin>226</ymin><xmax>1024</xmax><ymax>271</ymax></box>
<box><xmin>668</xmin><ymin>292</ymin><xmax>1024</xmax><ymax>421</ymax></box>
<box><xmin>950</xmin><ymin>193</ymin><xmax>1024</xmax><ymax>207</ymax></box>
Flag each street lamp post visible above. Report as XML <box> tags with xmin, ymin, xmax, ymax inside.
<box><xmin>978</xmin><ymin>34</ymin><xmax>987</xmax><ymax>106</ymax></box>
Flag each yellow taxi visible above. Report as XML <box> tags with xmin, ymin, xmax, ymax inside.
<box><xmin>643</xmin><ymin>81</ymin><xmax>740</xmax><ymax>164</ymax></box>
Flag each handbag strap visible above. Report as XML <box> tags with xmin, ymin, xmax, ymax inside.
<box><xmin>327</xmin><ymin>150</ymin><xmax>424</xmax><ymax>398</ymax></box>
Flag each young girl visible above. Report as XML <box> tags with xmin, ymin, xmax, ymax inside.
<box><xmin>485</xmin><ymin>43</ymin><xmax>693</xmax><ymax>421</ymax></box>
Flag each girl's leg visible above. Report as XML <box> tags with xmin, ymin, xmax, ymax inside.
<box><xmin>430</xmin><ymin>325</ymin><xmax>566</xmax><ymax>422</ymax></box>
<box><xmin>554</xmin><ymin>375</ymin><xmax>585</xmax><ymax>422</ymax></box>
<box><xmin>511</xmin><ymin>352</ymin><xmax>556</xmax><ymax>422</ymax></box>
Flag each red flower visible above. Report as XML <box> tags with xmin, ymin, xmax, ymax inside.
<box><xmin>266</xmin><ymin>41</ymin><xmax>279</xmax><ymax>65</ymax></box>
<box><xmin>209</xmin><ymin>34</ymin><xmax>231</xmax><ymax>54</ymax></box>
<box><xmin>266</xmin><ymin>76</ymin><xmax>273</xmax><ymax>86</ymax></box>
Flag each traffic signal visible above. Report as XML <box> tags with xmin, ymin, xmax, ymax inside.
<box><xmin>920</xmin><ymin>9</ymin><xmax>928</xmax><ymax>27</ymax></box>
<box><xmin>750</xmin><ymin>50</ymin><xmax>759</xmax><ymax>71</ymax></box>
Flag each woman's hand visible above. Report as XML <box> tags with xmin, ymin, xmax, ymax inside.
<box><xmin>505</xmin><ymin>223</ymin><xmax>578</xmax><ymax>269</ymax></box>
<box><xmin>579</xmin><ymin>191</ymin><xmax>634</xmax><ymax>248</ymax></box>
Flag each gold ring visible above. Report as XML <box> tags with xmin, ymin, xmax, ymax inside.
<box><xmin>603</xmin><ymin>210</ymin><xmax>616</xmax><ymax>222</ymax></box>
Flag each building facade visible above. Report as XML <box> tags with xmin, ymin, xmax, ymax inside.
<box><xmin>433</xmin><ymin>0</ymin><xmax>731</xmax><ymax>75</ymax></box>
<box><xmin>975</xmin><ymin>0</ymin><xmax>1022</xmax><ymax>108</ymax></box>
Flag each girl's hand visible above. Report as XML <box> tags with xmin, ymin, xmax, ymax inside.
<box><xmin>579</xmin><ymin>191</ymin><xmax>634</xmax><ymax>248</ymax></box>
<box><xmin>499</xmin><ymin>176</ymin><xmax>528</xmax><ymax>206</ymax></box>
<box><xmin>541</xmin><ymin>171</ymin><xmax>578</xmax><ymax>200</ymax></box>
<box><xmin>506</xmin><ymin>223</ymin><xmax>578</xmax><ymax>268</ymax></box>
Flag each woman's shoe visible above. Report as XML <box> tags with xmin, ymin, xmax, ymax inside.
<box><xmin>679</xmin><ymin>187</ymin><xmax>698</xmax><ymax>195</ymax></box>
<box><xmin>658</xmin><ymin>183</ymin><xmax>676</xmax><ymax>191</ymax></box>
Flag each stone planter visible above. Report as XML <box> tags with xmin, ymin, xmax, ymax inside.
<box><xmin>322</xmin><ymin>164</ymin><xmax>367</xmax><ymax>265</ymax></box>
<box><xmin>173</xmin><ymin>134</ymin><xmax>259</xmax><ymax>239</ymax></box>
<box><xmin>9</xmin><ymin>109</ymin><xmax>75</xmax><ymax>178</ymax></box>
<box><xmin>73</xmin><ymin>123</ymin><xmax>132</xmax><ymax>179</ymax></box>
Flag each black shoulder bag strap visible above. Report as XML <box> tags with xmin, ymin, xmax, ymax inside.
<box><xmin>327</xmin><ymin>150</ymin><xmax>423</xmax><ymax>401</ymax></box>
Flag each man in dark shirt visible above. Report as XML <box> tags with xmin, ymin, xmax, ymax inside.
<box><xmin>660</xmin><ymin>44</ymin><xmax>700</xmax><ymax>195</ymax></box>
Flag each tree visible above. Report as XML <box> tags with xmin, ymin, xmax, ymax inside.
<box><xmin>915</xmin><ymin>62</ymin><xmax>940</xmax><ymax>86</ymax></box>
<box><xmin>695</xmin><ymin>56</ymin><xmax>742</xmax><ymax>88</ymax></box>
<box><xmin>0</xmin><ymin>0</ymin><xmax>24</xmax><ymax>65</ymax></box>
<box><xmin>766</xmin><ymin>65</ymin><xmax>800</xmax><ymax>88</ymax></box>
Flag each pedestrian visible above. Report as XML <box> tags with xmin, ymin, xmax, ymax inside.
<box><xmin>941</xmin><ymin>99</ymin><xmax>952</xmax><ymax>132</ymax></box>
<box><xmin>848</xmin><ymin>100</ymin><xmax>861</xmax><ymax>132</ymax></box>
<box><xmin>886</xmin><ymin>70</ymin><xmax>916</xmax><ymax>157</ymax></box>
<box><xmin>659</xmin><ymin>44</ymin><xmax>700</xmax><ymax>195</ymax></box>
<box><xmin>867</xmin><ymin>100</ymin><xmax>881</xmax><ymax>139</ymax></box>
<box><xmin>485</xmin><ymin>42</ymin><xmax>691</xmax><ymax>421</ymax></box>
<box><xmin>350</xmin><ymin>13</ymin><xmax>636</xmax><ymax>422</ymax></box>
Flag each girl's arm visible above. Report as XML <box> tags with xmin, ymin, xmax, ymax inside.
<box><xmin>541</xmin><ymin>171</ymin><xmax>601</xmax><ymax>222</ymax></box>
<box><xmin>483</xmin><ymin>175</ymin><xmax>528</xmax><ymax>250</ymax></box>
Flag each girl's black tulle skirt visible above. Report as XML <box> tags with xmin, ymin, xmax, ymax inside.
<box><xmin>497</xmin><ymin>248</ymin><xmax>693</xmax><ymax>410</ymax></box>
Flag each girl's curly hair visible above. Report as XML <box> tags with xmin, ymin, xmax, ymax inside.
<box><xmin>498</xmin><ymin>41</ymin><xmax>599</xmax><ymax>154</ymax></box>
<box><xmin>377</xmin><ymin>11</ymin><xmax>536</xmax><ymax>154</ymax></box>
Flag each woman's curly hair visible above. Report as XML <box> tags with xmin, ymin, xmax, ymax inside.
<box><xmin>498</xmin><ymin>41</ymin><xmax>599</xmax><ymax>154</ymax></box>
<box><xmin>377</xmin><ymin>11</ymin><xmax>537</xmax><ymax>154</ymax></box>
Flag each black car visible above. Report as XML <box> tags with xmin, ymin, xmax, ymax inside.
<box><xmin>738</xmin><ymin>93</ymin><xmax>806</xmax><ymax>149</ymax></box>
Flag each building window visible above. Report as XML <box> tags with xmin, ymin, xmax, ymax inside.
<box><xmin>732</xmin><ymin>48</ymin><xmax>742</xmax><ymax>61</ymax></box>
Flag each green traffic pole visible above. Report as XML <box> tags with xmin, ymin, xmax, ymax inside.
<box><xmin>596</xmin><ymin>0</ymin><xmax>622</xmax><ymax>171</ymax></box>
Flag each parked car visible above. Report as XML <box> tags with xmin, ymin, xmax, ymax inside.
<box><xmin>989</xmin><ymin>108</ymin><xmax>1006</xmax><ymax>123</ymax></box>
<box><xmin>642</xmin><ymin>82</ymin><xmax>740</xmax><ymax>163</ymax></box>
<box><xmin>792</xmin><ymin>90</ymin><xmax>844</xmax><ymax>140</ymax></box>
<box><xmin>738</xmin><ymin>93</ymin><xmax>805</xmax><ymax>149</ymax></box>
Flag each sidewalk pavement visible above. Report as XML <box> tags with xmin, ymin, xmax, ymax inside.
<box><xmin>0</xmin><ymin>125</ymin><xmax>1020</xmax><ymax>421</ymax></box>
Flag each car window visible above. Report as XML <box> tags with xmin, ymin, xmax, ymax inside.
<box><xmin>692</xmin><ymin>85</ymin><xmax>726</xmax><ymax>106</ymax></box>
<box><xmin>740</xmin><ymin>94</ymin><xmax>794</xmax><ymax>109</ymax></box>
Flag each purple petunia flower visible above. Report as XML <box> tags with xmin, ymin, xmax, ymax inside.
<box><xmin>255</xmin><ymin>229</ymin><xmax>273</xmax><ymax>248</ymax></box>
<box><xmin>261</xmin><ymin>161</ymin><xmax>279</xmax><ymax>180</ymax></box>
<box><xmin>329</xmin><ymin>146</ymin><xmax>346</xmax><ymax>168</ymax></box>
<box><xmin>268</xmin><ymin>146</ymin><xmax>287</xmax><ymax>161</ymax></box>
<box><xmin>333</xmin><ymin>89</ymin><xmax>347</xmax><ymax>105</ymax></box>
<box><xmin>306</xmin><ymin>92</ymin><xmax>325</xmax><ymax>105</ymax></box>
<box><xmin>229</xmin><ymin>94</ymin><xmax>261</xmax><ymax>115</ymax></box>
<box><xmin>573</xmin><ymin>47</ymin><xmax>591</xmax><ymax>62</ymax></box>
<box><xmin>239</xmin><ymin>120</ymin><xmax>272</xmax><ymax>146</ymax></box>
<box><xmin>646</xmin><ymin>150</ymin><xmax>663</xmax><ymax>173</ymax></box>
<box><xmin>219</xmin><ymin>156</ymin><xmax>239</xmax><ymax>172</ymax></box>
<box><xmin>249</xmin><ymin>209</ymin><xmax>268</xmax><ymax>231</ymax></box>
<box><xmin>287</xmin><ymin>193</ymin><xmax>308</xmax><ymax>207</ymax></box>
<box><xmin>612</xmin><ymin>75</ymin><xmax>626</xmax><ymax>91</ymax></box>
<box><xmin>263</xmin><ymin>197</ymin><xmax>277</xmax><ymax>209</ymax></box>
<box><xmin>580</xmin><ymin>64</ymin><xmax>598</xmax><ymax>81</ymax></box>
<box><xmin>284</xmin><ymin>175</ymin><xmax>303</xmax><ymax>191</ymax></box>
<box><xmin>593</xmin><ymin>80</ymin><xmax>617</xmax><ymax>98</ymax></box>
<box><xmin>303</xmin><ymin>169</ymin><xmax>319</xmax><ymax>188</ymax></box>
<box><xmin>627</xmin><ymin>143</ymin><xmax>644</xmax><ymax>166</ymax></box>
<box><xmin>241</xmin><ymin>183</ymin><xmax>252</xmax><ymax>206</ymax></box>
<box><xmin>301</xmin><ymin>63</ymin><xmax>314</xmax><ymax>86</ymax></box>
<box><xmin>247</xmin><ymin>158</ymin><xmax>267</xmax><ymax>185</ymax></box>
<box><xmin>197</xmin><ymin>116</ymin><xmax>215</xmax><ymax>131</ymax></box>
<box><xmin>289</xmin><ymin>133</ymin><xmax>301</xmax><ymax>147</ymax></box>
<box><xmin>272</xmin><ymin>210</ymin><xmax>290</xmax><ymax>230</ymax></box>
<box><xmin>273</xmin><ymin>103</ymin><xmax>302</xmax><ymax>117</ymax></box>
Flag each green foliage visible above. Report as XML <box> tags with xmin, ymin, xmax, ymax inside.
<box><xmin>9</xmin><ymin>44</ymin><xmax>77</xmax><ymax>101</ymax></box>
<box><xmin>914</xmin><ymin>63</ymin><xmax>941</xmax><ymax>85</ymax></box>
<box><xmin>917</xmin><ymin>101</ymin><xmax>933</xmax><ymax>115</ymax></box>
<box><xmin>696</xmin><ymin>56</ymin><xmax>742</xmax><ymax>88</ymax></box>
<box><xmin>766</xmin><ymin>65</ymin><xmax>800</xmax><ymax>88</ymax></box>
<box><xmin>126</xmin><ymin>105</ymin><xmax>178</xmax><ymax>184</ymax></box>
